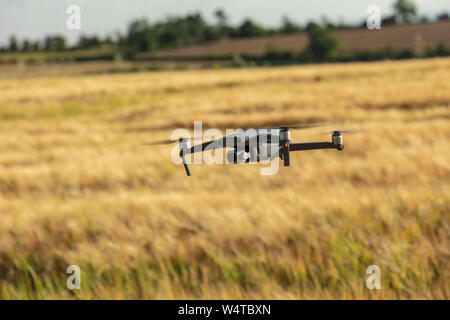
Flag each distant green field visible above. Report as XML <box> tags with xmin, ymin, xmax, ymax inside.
<box><xmin>0</xmin><ymin>46</ymin><xmax>116</xmax><ymax>64</ymax></box>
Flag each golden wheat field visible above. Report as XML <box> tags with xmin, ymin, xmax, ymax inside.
<box><xmin>0</xmin><ymin>58</ymin><xmax>449</xmax><ymax>299</ymax></box>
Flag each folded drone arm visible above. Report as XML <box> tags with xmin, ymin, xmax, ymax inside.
<box><xmin>289</xmin><ymin>142</ymin><xmax>339</xmax><ymax>151</ymax></box>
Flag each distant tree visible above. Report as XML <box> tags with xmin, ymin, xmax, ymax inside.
<box><xmin>21</xmin><ymin>39</ymin><xmax>31</xmax><ymax>52</ymax></box>
<box><xmin>320</xmin><ymin>15</ymin><xmax>335</xmax><ymax>29</ymax></box>
<box><xmin>305</xmin><ymin>21</ymin><xmax>320</xmax><ymax>33</ymax></box>
<box><xmin>435</xmin><ymin>43</ymin><xmax>450</xmax><ymax>56</ymax></box>
<box><xmin>437</xmin><ymin>12</ymin><xmax>449</xmax><ymax>21</ymax></box>
<box><xmin>123</xmin><ymin>12</ymin><xmax>228</xmax><ymax>55</ymax></box>
<box><xmin>43</xmin><ymin>35</ymin><xmax>66</xmax><ymax>51</ymax></box>
<box><xmin>424</xmin><ymin>43</ymin><xmax>450</xmax><ymax>57</ymax></box>
<box><xmin>104</xmin><ymin>35</ymin><xmax>113</xmax><ymax>44</ymax></box>
<box><xmin>382</xmin><ymin>14</ymin><xmax>397</xmax><ymax>25</ymax></box>
<box><xmin>77</xmin><ymin>35</ymin><xmax>101</xmax><ymax>49</ymax></box>
<box><xmin>280</xmin><ymin>16</ymin><xmax>302</xmax><ymax>34</ymax></box>
<box><xmin>235</xmin><ymin>19</ymin><xmax>266</xmax><ymax>37</ymax></box>
<box><xmin>214</xmin><ymin>8</ymin><xmax>228</xmax><ymax>27</ymax></box>
<box><xmin>31</xmin><ymin>41</ymin><xmax>41</xmax><ymax>51</ymax></box>
<box><xmin>393</xmin><ymin>0</ymin><xmax>417</xmax><ymax>23</ymax></box>
<box><xmin>158</xmin><ymin>27</ymin><xmax>178</xmax><ymax>46</ymax></box>
<box><xmin>203</xmin><ymin>28</ymin><xmax>220</xmax><ymax>41</ymax></box>
<box><xmin>397</xmin><ymin>48</ymin><xmax>415</xmax><ymax>59</ymax></box>
<box><xmin>336</xmin><ymin>17</ymin><xmax>352</xmax><ymax>30</ymax></box>
<box><xmin>8</xmin><ymin>36</ymin><xmax>18</xmax><ymax>52</ymax></box>
<box><xmin>125</xmin><ymin>19</ymin><xmax>155</xmax><ymax>52</ymax></box>
<box><xmin>306</xmin><ymin>26</ymin><xmax>340</xmax><ymax>61</ymax></box>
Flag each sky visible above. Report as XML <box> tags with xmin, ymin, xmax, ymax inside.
<box><xmin>0</xmin><ymin>0</ymin><xmax>448</xmax><ymax>46</ymax></box>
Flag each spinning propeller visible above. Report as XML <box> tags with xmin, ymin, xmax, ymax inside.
<box><xmin>142</xmin><ymin>136</ymin><xmax>213</xmax><ymax>146</ymax></box>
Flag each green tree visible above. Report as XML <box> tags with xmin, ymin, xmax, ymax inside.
<box><xmin>126</xmin><ymin>19</ymin><xmax>153</xmax><ymax>52</ymax></box>
<box><xmin>236</xmin><ymin>19</ymin><xmax>266</xmax><ymax>37</ymax></box>
<box><xmin>31</xmin><ymin>41</ymin><xmax>40</xmax><ymax>51</ymax></box>
<box><xmin>305</xmin><ymin>21</ymin><xmax>320</xmax><ymax>33</ymax></box>
<box><xmin>280</xmin><ymin>16</ymin><xmax>301</xmax><ymax>34</ymax></box>
<box><xmin>77</xmin><ymin>35</ymin><xmax>101</xmax><ymax>49</ymax></box>
<box><xmin>437</xmin><ymin>12</ymin><xmax>449</xmax><ymax>21</ymax></box>
<box><xmin>214</xmin><ymin>8</ymin><xmax>228</xmax><ymax>27</ymax></box>
<box><xmin>306</xmin><ymin>26</ymin><xmax>340</xmax><ymax>61</ymax></box>
<box><xmin>393</xmin><ymin>0</ymin><xmax>417</xmax><ymax>23</ymax></box>
<box><xmin>21</xmin><ymin>39</ymin><xmax>31</xmax><ymax>52</ymax></box>
<box><xmin>8</xmin><ymin>36</ymin><xmax>18</xmax><ymax>52</ymax></box>
<box><xmin>43</xmin><ymin>35</ymin><xmax>66</xmax><ymax>51</ymax></box>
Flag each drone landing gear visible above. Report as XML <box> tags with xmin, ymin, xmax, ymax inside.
<box><xmin>281</xmin><ymin>148</ymin><xmax>290</xmax><ymax>166</ymax></box>
<box><xmin>180</xmin><ymin>152</ymin><xmax>191</xmax><ymax>176</ymax></box>
<box><xmin>280</xmin><ymin>128</ymin><xmax>291</xmax><ymax>167</ymax></box>
<box><xmin>179</xmin><ymin>138</ymin><xmax>191</xmax><ymax>176</ymax></box>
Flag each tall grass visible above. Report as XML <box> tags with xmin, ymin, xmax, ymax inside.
<box><xmin>0</xmin><ymin>58</ymin><xmax>449</xmax><ymax>299</ymax></box>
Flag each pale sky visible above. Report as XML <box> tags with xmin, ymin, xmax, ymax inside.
<box><xmin>0</xmin><ymin>0</ymin><xmax>448</xmax><ymax>46</ymax></box>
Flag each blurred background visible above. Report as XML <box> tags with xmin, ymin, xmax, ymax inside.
<box><xmin>0</xmin><ymin>1</ymin><xmax>449</xmax><ymax>299</ymax></box>
<box><xmin>0</xmin><ymin>0</ymin><xmax>449</xmax><ymax>75</ymax></box>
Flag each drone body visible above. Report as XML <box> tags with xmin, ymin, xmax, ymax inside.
<box><xmin>177</xmin><ymin>126</ymin><xmax>345</xmax><ymax>176</ymax></box>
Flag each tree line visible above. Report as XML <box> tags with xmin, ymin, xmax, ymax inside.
<box><xmin>1</xmin><ymin>0</ymin><xmax>449</xmax><ymax>55</ymax></box>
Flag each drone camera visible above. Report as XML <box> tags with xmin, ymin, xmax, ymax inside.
<box><xmin>226</xmin><ymin>150</ymin><xmax>250</xmax><ymax>164</ymax></box>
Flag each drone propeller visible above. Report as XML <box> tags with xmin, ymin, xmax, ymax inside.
<box><xmin>142</xmin><ymin>136</ymin><xmax>213</xmax><ymax>146</ymax></box>
<box><xmin>209</xmin><ymin>122</ymin><xmax>325</xmax><ymax>132</ymax></box>
<box><xmin>143</xmin><ymin>123</ymin><xmax>325</xmax><ymax>145</ymax></box>
<box><xmin>255</xmin><ymin>122</ymin><xmax>325</xmax><ymax>131</ymax></box>
<box><xmin>326</xmin><ymin>129</ymin><xmax>362</xmax><ymax>135</ymax></box>
<box><xmin>279</xmin><ymin>123</ymin><xmax>325</xmax><ymax>130</ymax></box>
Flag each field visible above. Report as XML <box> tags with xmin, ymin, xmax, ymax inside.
<box><xmin>0</xmin><ymin>46</ymin><xmax>117</xmax><ymax>64</ymax></box>
<box><xmin>0</xmin><ymin>60</ymin><xmax>208</xmax><ymax>80</ymax></box>
<box><xmin>140</xmin><ymin>21</ymin><xmax>450</xmax><ymax>59</ymax></box>
<box><xmin>0</xmin><ymin>58</ymin><xmax>449</xmax><ymax>299</ymax></box>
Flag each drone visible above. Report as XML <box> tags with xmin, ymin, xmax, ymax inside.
<box><xmin>147</xmin><ymin>124</ymin><xmax>353</xmax><ymax>176</ymax></box>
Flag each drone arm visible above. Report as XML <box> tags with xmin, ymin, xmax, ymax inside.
<box><xmin>289</xmin><ymin>142</ymin><xmax>339</xmax><ymax>151</ymax></box>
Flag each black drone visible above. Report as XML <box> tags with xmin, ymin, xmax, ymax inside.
<box><xmin>148</xmin><ymin>124</ymin><xmax>353</xmax><ymax>176</ymax></box>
